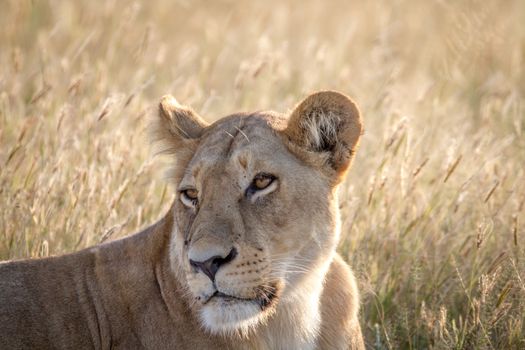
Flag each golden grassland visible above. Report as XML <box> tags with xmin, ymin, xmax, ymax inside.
<box><xmin>1</xmin><ymin>0</ymin><xmax>524</xmax><ymax>348</ymax></box>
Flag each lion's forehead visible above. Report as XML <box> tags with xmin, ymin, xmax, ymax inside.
<box><xmin>187</xmin><ymin>113</ymin><xmax>287</xmax><ymax>176</ymax></box>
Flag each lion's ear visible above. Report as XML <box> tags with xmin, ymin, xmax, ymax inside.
<box><xmin>283</xmin><ymin>91</ymin><xmax>363</xmax><ymax>183</ymax></box>
<box><xmin>152</xmin><ymin>95</ymin><xmax>208</xmax><ymax>153</ymax></box>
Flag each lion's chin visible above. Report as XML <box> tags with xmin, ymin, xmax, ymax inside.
<box><xmin>199</xmin><ymin>293</ymin><xmax>277</xmax><ymax>337</ymax></box>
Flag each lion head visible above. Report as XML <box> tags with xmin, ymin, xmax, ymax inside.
<box><xmin>152</xmin><ymin>91</ymin><xmax>362</xmax><ymax>337</ymax></box>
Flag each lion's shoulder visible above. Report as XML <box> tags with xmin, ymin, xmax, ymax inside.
<box><xmin>318</xmin><ymin>254</ymin><xmax>364</xmax><ymax>349</ymax></box>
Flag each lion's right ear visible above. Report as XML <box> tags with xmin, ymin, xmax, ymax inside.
<box><xmin>282</xmin><ymin>91</ymin><xmax>363</xmax><ymax>185</ymax></box>
<box><xmin>151</xmin><ymin>95</ymin><xmax>208</xmax><ymax>154</ymax></box>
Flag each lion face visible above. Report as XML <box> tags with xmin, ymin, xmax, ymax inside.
<box><xmin>171</xmin><ymin>116</ymin><xmax>336</xmax><ymax>335</ymax></box>
<box><xmin>153</xmin><ymin>92</ymin><xmax>362</xmax><ymax>336</ymax></box>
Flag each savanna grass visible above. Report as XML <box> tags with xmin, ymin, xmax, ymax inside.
<box><xmin>1</xmin><ymin>0</ymin><xmax>524</xmax><ymax>348</ymax></box>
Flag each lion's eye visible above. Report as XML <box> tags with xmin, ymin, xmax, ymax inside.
<box><xmin>254</xmin><ymin>175</ymin><xmax>273</xmax><ymax>190</ymax></box>
<box><xmin>246</xmin><ymin>173</ymin><xmax>278</xmax><ymax>201</ymax></box>
<box><xmin>180</xmin><ymin>189</ymin><xmax>199</xmax><ymax>207</ymax></box>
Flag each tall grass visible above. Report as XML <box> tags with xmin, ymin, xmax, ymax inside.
<box><xmin>1</xmin><ymin>0</ymin><xmax>524</xmax><ymax>348</ymax></box>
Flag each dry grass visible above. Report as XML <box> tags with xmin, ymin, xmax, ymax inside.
<box><xmin>1</xmin><ymin>0</ymin><xmax>524</xmax><ymax>348</ymax></box>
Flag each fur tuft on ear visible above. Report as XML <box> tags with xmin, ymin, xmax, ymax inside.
<box><xmin>283</xmin><ymin>91</ymin><xmax>363</xmax><ymax>183</ymax></box>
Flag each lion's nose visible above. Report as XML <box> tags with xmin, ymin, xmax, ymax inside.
<box><xmin>189</xmin><ymin>247</ymin><xmax>237</xmax><ymax>281</ymax></box>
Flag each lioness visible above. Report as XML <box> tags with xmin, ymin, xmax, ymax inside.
<box><xmin>0</xmin><ymin>91</ymin><xmax>364</xmax><ymax>349</ymax></box>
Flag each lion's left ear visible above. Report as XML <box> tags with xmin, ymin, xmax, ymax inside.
<box><xmin>151</xmin><ymin>95</ymin><xmax>209</xmax><ymax>154</ymax></box>
<box><xmin>282</xmin><ymin>91</ymin><xmax>363</xmax><ymax>184</ymax></box>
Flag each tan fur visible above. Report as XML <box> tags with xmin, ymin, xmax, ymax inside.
<box><xmin>0</xmin><ymin>91</ymin><xmax>364</xmax><ymax>349</ymax></box>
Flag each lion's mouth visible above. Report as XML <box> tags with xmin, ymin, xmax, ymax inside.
<box><xmin>206</xmin><ymin>286</ymin><xmax>278</xmax><ymax>310</ymax></box>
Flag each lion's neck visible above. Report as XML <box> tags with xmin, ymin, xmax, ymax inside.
<box><xmin>243</xmin><ymin>251</ymin><xmax>335</xmax><ymax>350</ymax></box>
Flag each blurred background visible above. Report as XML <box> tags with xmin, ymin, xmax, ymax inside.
<box><xmin>1</xmin><ymin>0</ymin><xmax>524</xmax><ymax>348</ymax></box>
